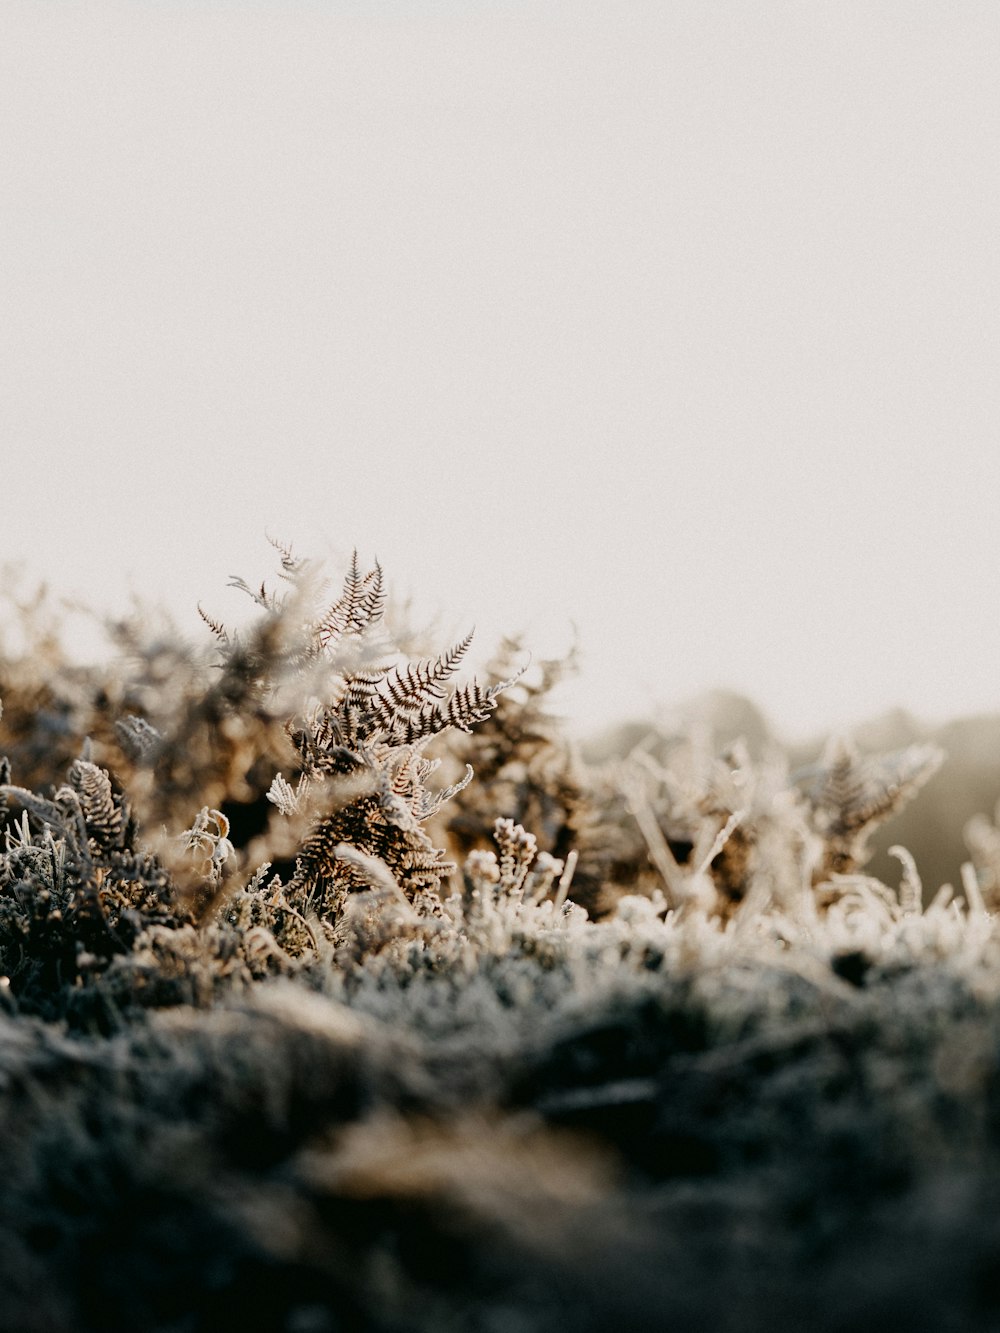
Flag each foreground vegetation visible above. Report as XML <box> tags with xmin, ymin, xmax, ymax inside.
<box><xmin>3</xmin><ymin>547</ymin><xmax>1000</xmax><ymax>1331</ymax></box>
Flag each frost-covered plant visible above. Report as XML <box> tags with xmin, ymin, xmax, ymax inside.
<box><xmin>0</xmin><ymin>546</ymin><xmax>523</xmax><ymax>1015</ymax></box>
<box><xmin>589</xmin><ymin>726</ymin><xmax>944</xmax><ymax>920</ymax></box>
<box><xmin>798</xmin><ymin>732</ymin><xmax>944</xmax><ymax>877</ymax></box>
<box><xmin>0</xmin><ymin>752</ymin><xmax>193</xmax><ymax>1021</ymax></box>
<box><xmin>442</xmin><ymin>637</ymin><xmax>587</xmax><ymax>863</ymax></box>
<box><xmin>4</xmin><ymin>547</ymin><xmax>1000</xmax><ymax>1332</ymax></box>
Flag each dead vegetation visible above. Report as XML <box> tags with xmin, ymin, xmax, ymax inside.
<box><xmin>1</xmin><ymin>546</ymin><xmax>1000</xmax><ymax>1331</ymax></box>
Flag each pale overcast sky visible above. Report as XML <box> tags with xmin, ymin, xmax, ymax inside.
<box><xmin>2</xmin><ymin>1</ymin><xmax>999</xmax><ymax>739</ymax></box>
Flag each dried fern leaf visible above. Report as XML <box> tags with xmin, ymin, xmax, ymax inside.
<box><xmin>67</xmin><ymin>760</ymin><xmax>123</xmax><ymax>850</ymax></box>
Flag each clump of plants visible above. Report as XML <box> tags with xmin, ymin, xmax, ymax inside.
<box><xmin>4</xmin><ymin>544</ymin><xmax>1000</xmax><ymax>1333</ymax></box>
<box><xmin>0</xmin><ymin>545</ymin><xmax>531</xmax><ymax>1019</ymax></box>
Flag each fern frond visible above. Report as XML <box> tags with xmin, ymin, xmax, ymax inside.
<box><xmin>333</xmin><ymin>843</ymin><xmax>404</xmax><ymax>898</ymax></box>
<box><xmin>341</xmin><ymin>549</ymin><xmax>365</xmax><ymax>628</ymax></box>
<box><xmin>391</xmin><ymin>703</ymin><xmax>448</xmax><ymax>746</ymax></box>
<box><xmin>442</xmin><ymin>679</ymin><xmax>506</xmax><ymax>733</ymax></box>
<box><xmin>197</xmin><ymin>604</ymin><xmax>229</xmax><ymax>645</ymax></box>
<box><xmin>379</xmin><ymin>662</ymin><xmax>447</xmax><ymax>719</ymax></box>
<box><xmin>358</xmin><ymin>560</ymin><xmax>386</xmax><ymax>625</ymax></box>
<box><xmin>266</xmin><ymin>533</ymin><xmax>305</xmax><ymax>579</ymax></box>
<box><xmin>378</xmin><ymin>630</ymin><xmax>476</xmax><ymax>724</ymax></box>
<box><xmin>266</xmin><ymin>772</ymin><xmax>312</xmax><ymax>817</ymax></box>
<box><xmin>811</xmin><ymin>737</ymin><xmax>942</xmax><ymax>834</ymax></box>
<box><xmin>317</xmin><ymin>550</ymin><xmax>380</xmax><ymax>644</ymax></box>
<box><xmin>227</xmin><ymin>575</ymin><xmax>280</xmax><ymax>612</ymax></box>
<box><xmin>424</xmin><ymin>628</ymin><xmax>476</xmax><ymax>687</ymax></box>
<box><xmin>413</xmin><ymin>764</ymin><xmax>474</xmax><ymax>821</ymax></box>
<box><xmin>346</xmin><ymin>669</ymin><xmax>389</xmax><ymax>709</ymax></box>
<box><xmin>66</xmin><ymin>760</ymin><xmax>123</xmax><ymax>850</ymax></box>
<box><xmin>804</xmin><ymin>735</ymin><xmax>943</xmax><ymax>874</ymax></box>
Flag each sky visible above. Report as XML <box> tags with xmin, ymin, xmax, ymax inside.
<box><xmin>2</xmin><ymin>1</ymin><xmax>999</xmax><ymax>741</ymax></box>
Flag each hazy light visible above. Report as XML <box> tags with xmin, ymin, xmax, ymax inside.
<box><xmin>2</xmin><ymin>1</ymin><xmax>999</xmax><ymax>741</ymax></box>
